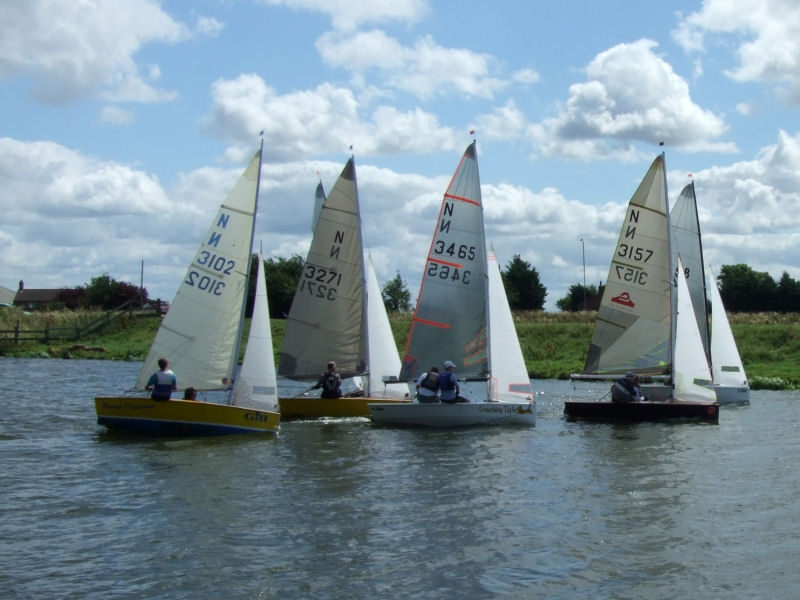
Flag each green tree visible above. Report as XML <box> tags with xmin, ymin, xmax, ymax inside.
<box><xmin>556</xmin><ymin>283</ymin><xmax>599</xmax><ymax>312</ymax></box>
<box><xmin>263</xmin><ymin>254</ymin><xmax>303</xmax><ymax>318</ymax></box>
<box><xmin>502</xmin><ymin>255</ymin><xmax>547</xmax><ymax>310</ymax></box>
<box><xmin>382</xmin><ymin>271</ymin><xmax>412</xmax><ymax>312</ymax></box>
<box><xmin>84</xmin><ymin>274</ymin><xmax>145</xmax><ymax>309</ymax></box>
<box><xmin>775</xmin><ymin>271</ymin><xmax>800</xmax><ymax>312</ymax></box>
<box><xmin>718</xmin><ymin>264</ymin><xmax>777</xmax><ymax>312</ymax></box>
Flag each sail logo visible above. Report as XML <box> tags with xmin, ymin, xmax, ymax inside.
<box><xmin>611</xmin><ymin>292</ymin><xmax>635</xmax><ymax>307</ymax></box>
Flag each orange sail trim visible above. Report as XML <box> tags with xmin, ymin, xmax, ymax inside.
<box><xmin>444</xmin><ymin>192</ymin><xmax>480</xmax><ymax>206</ymax></box>
<box><xmin>413</xmin><ymin>317</ymin><xmax>451</xmax><ymax>329</ymax></box>
<box><xmin>429</xmin><ymin>257</ymin><xmax>464</xmax><ymax>269</ymax></box>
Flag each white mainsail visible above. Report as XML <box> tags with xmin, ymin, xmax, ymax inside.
<box><xmin>708</xmin><ymin>266</ymin><xmax>749</xmax><ymax>398</ymax></box>
<box><xmin>278</xmin><ymin>157</ymin><xmax>367</xmax><ymax>379</ymax></box>
<box><xmin>136</xmin><ymin>149</ymin><xmax>262</xmax><ymax>392</ymax></box>
<box><xmin>584</xmin><ymin>154</ymin><xmax>672</xmax><ymax>375</ymax></box>
<box><xmin>670</xmin><ymin>181</ymin><xmax>709</xmax><ymax>357</ymax></box>
<box><xmin>232</xmin><ymin>253</ymin><xmax>278</xmax><ymax>410</ymax></box>
<box><xmin>399</xmin><ymin>141</ymin><xmax>489</xmax><ymax>382</ymax></box>
<box><xmin>365</xmin><ymin>254</ymin><xmax>408</xmax><ymax>398</ymax></box>
<box><xmin>673</xmin><ymin>257</ymin><xmax>716</xmax><ymax>403</ymax></box>
<box><xmin>488</xmin><ymin>249</ymin><xmax>533</xmax><ymax>403</ymax></box>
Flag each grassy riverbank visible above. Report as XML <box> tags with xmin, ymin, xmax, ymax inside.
<box><xmin>2</xmin><ymin>309</ymin><xmax>799</xmax><ymax>389</ymax></box>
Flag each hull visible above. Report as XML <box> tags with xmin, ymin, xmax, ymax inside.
<box><xmin>279</xmin><ymin>396</ymin><xmax>410</xmax><ymax>419</ymax></box>
<box><xmin>95</xmin><ymin>397</ymin><xmax>279</xmax><ymax>435</ymax></box>
<box><xmin>714</xmin><ymin>385</ymin><xmax>750</xmax><ymax>405</ymax></box>
<box><xmin>564</xmin><ymin>400</ymin><xmax>718</xmax><ymax>423</ymax></box>
<box><xmin>369</xmin><ymin>401</ymin><xmax>536</xmax><ymax>428</ymax></box>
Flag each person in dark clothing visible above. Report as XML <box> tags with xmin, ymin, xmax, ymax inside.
<box><xmin>312</xmin><ymin>361</ymin><xmax>343</xmax><ymax>399</ymax></box>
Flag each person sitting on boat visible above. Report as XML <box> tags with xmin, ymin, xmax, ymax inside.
<box><xmin>438</xmin><ymin>360</ymin><xmax>468</xmax><ymax>403</ymax></box>
<box><xmin>183</xmin><ymin>387</ymin><xmax>197</xmax><ymax>401</ymax></box>
<box><xmin>312</xmin><ymin>361</ymin><xmax>343</xmax><ymax>399</ymax></box>
<box><xmin>145</xmin><ymin>357</ymin><xmax>177</xmax><ymax>401</ymax></box>
<box><xmin>612</xmin><ymin>372</ymin><xmax>645</xmax><ymax>403</ymax></box>
<box><xmin>415</xmin><ymin>366</ymin><xmax>440</xmax><ymax>403</ymax></box>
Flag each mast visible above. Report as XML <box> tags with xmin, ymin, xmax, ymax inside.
<box><xmin>662</xmin><ymin>151</ymin><xmax>674</xmax><ymax>374</ymax></box>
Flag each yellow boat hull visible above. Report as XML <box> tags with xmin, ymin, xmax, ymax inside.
<box><xmin>95</xmin><ymin>397</ymin><xmax>279</xmax><ymax>435</ymax></box>
<box><xmin>279</xmin><ymin>396</ymin><xmax>410</xmax><ymax>419</ymax></box>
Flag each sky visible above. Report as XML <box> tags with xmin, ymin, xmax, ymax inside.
<box><xmin>2</xmin><ymin>0</ymin><xmax>800</xmax><ymax>311</ymax></box>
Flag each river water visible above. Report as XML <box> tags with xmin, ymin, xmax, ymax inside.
<box><xmin>1</xmin><ymin>358</ymin><xmax>798</xmax><ymax>599</ymax></box>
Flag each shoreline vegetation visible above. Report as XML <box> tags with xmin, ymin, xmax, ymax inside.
<box><xmin>2</xmin><ymin>309</ymin><xmax>799</xmax><ymax>390</ymax></box>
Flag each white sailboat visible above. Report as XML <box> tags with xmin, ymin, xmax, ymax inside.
<box><xmin>566</xmin><ymin>154</ymin><xmax>719</xmax><ymax>422</ymax></box>
<box><xmin>708</xmin><ymin>266</ymin><xmax>750</xmax><ymax>404</ymax></box>
<box><xmin>369</xmin><ymin>141</ymin><xmax>535</xmax><ymax>427</ymax></box>
<box><xmin>95</xmin><ymin>146</ymin><xmax>280</xmax><ymax>434</ymax></box>
<box><xmin>277</xmin><ymin>157</ymin><xmax>409</xmax><ymax>418</ymax></box>
<box><xmin>670</xmin><ymin>182</ymin><xmax>749</xmax><ymax>404</ymax></box>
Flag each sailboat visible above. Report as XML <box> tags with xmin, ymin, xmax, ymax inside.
<box><xmin>369</xmin><ymin>141</ymin><xmax>535</xmax><ymax>427</ymax></box>
<box><xmin>277</xmin><ymin>157</ymin><xmax>410</xmax><ymax>418</ymax></box>
<box><xmin>565</xmin><ymin>154</ymin><xmax>719</xmax><ymax>422</ymax></box>
<box><xmin>95</xmin><ymin>147</ymin><xmax>280</xmax><ymax>435</ymax></box>
<box><xmin>708</xmin><ymin>266</ymin><xmax>750</xmax><ymax>404</ymax></box>
<box><xmin>671</xmin><ymin>182</ymin><xmax>749</xmax><ymax>404</ymax></box>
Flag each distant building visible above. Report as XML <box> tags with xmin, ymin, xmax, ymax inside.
<box><xmin>13</xmin><ymin>288</ymin><xmax>63</xmax><ymax>311</ymax></box>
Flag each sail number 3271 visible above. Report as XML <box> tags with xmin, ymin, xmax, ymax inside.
<box><xmin>299</xmin><ymin>264</ymin><xmax>342</xmax><ymax>301</ymax></box>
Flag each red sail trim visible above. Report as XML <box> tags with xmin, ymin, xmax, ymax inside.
<box><xmin>444</xmin><ymin>192</ymin><xmax>480</xmax><ymax>206</ymax></box>
<box><xmin>413</xmin><ymin>317</ymin><xmax>451</xmax><ymax>329</ymax></box>
<box><xmin>429</xmin><ymin>257</ymin><xmax>464</xmax><ymax>269</ymax></box>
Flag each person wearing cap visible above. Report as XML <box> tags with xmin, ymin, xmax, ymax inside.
<box><xmin>438</xmin><ymin>360</ymin><xmax>466</xmax><ymax>403</ymax></box>
<box><xmin>415</xmin><ymin>366</ymin><xmax>440</xmax><ymax>403</ymax></box>
<box><xmin>312</xmin><ymin>361</ymin><xmax>343</xmax><ymax>399</ymax></box>
<box><xmin>613</xmin><ymin>372</ymin><xmax>645</xmax><ymax>403</ymax></box>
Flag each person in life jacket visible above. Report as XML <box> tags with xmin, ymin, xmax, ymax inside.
<box><xmin>415</xmin><ymin>366</ymin><xmax>440</xmax><ymax>403</ymax></box>
<box><xmin>438</xmin><ymin>360</ymin><xmax>467</xmax><ymax>403</ymax></box>
<box><xmin>312</xmin><ymin>361</ymin><xmax>343</xmax><ymax>399</ymax></box>
<box><xmin>146</xmin><ymin>357</ymin><xmax>177</xmax><ymax>400</ymax></box>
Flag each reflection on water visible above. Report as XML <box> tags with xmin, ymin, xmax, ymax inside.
<box><xmin>0</xmin><ymin>358</ymin><xmax>798</xmax><ymax>599</ymax></box>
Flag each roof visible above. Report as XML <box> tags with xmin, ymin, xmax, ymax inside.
<box><xmin>14</xmin><ymin>289</ymin><xmax>62</xmax><ymax>304</ymax></box>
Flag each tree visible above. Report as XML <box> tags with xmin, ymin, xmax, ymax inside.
<box><xmin>382</xmin><ymin>271</ymin><xmax>412</xmax><ymax>312</ymax></box>
<box><xmin>556</xmin><ymin>283</ymin><xmax>599</xmax><ymax>312</ymax></box>
<box><xmin>775</xmin><ymin>272</ymin><xmax>800</xmax><ymax>312</ymax></box>
<box><xmin>57</xmin><ymin>286</ymin><xmax>87</xmax><ymax>310</ymax></box>
<box><xmin>84</xmin><ymin>274</ymin><xmax>145</xmax><ymax>309</ymax></box>
<box><xmin>263</xmin><ymin>254</ymin><xmax>303</xmax><ymax>318</ymax></box>
<box><xmin>502</xmin><ymin>255</ymin><xmax>547</xmax><ymax>310</ymax></box>
<box><xmin>718</xmin><ymin>264</ymin><xmax>777</xmax><ymax>312</ymax></box>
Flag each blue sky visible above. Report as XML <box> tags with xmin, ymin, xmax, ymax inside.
<box><xmin>2</xmin><ymin>0</ymin><xmax>799</xmax><ymax>310</ymax></box>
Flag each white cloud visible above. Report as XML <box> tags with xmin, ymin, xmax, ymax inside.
<box><xmin>533</xmin><ymin>39</ymin><xmax>734</xmax><ymax>160</ymax></box>
<box><xmin>0</xmin><ymin>0</ymin><xmax>199</xmax><ymax>103</ymax></box>
<box><xmin>316</xmin><ymin>30</ymin><xmax>526</xmax><ymax>100</ymax></box>
<box><xmin>673</xmin><ymin>0</ymin><xmax>800</xmax><ymax>104</ymax></box>
<box><xmin>100</xmin><ymin>106</ymin><xmax>134</xmax><ymax>125</ymax></box>
<box><xmin>259</xmin><ymin>0</ymin><xmax>429</xmax><ymax>31</ymax></box>
<box><xmin>202</xmin><ymin>74</ymin><xmax>460</xmax><ymax>158</ymax></box>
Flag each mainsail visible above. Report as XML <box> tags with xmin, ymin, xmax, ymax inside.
<box><xmin>708</xmin><ymin>266</ymin><xmax>749</xmax><ymax>390</ymax></box>
<box><xmin>584</xmin><ymin>154</ymin><xmax>672</xmax><ymax>375</ymax></box>
<box><xmin>488</xmin><ymin>249</ymin><xmax>533</xmax><ymax>402</ymax></box>
<box><xmin>673</xmin><ymin>257</ymin><xmax>716</xmax><ymax>403</ymax></box>
<box><xmin>400</xmin><ymin>141</ymin><xmax>489</xmax><ymax>381</ymax></box>
<box><xmin>136</xmin><ymin>149</ymin><xmax>261</xmax><ymax>392</ymax></box>
<box><xmin>670</xmin><ymin>181</ymin><xmax>710</xmax><ymax>357</ymax></box>
<box><xmin>278</xmin><ymin>157</ymin><xmax>367</xmax><ymax>379</ymax></box>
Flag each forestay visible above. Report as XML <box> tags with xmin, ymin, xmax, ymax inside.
<box><xmin>278</xmin><ymin>158</ymin><xmax>367</xmax><ymax>379</ymax></box>
<box><xmin>399</xmin><ymin>142</ymin><xmax>489</xmax><ymax>381</ymax></box>
<box><xmin>135</xmin><ymin>149</ymin><xmax>261</xmax><ymax>392</ymax></box>
<box><xmin>584</xmin><ymin>154</ymin><xmax>672</xmax><ymax>375</ymax></box>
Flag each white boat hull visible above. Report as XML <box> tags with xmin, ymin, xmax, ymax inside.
<box><xmin>368</xmin><ymin>401</ymin><xmax>536</xmax><ymax>428</ymax></box>
<box><xmin>714</xmin><ymin>385</ymin><xmax>750</xmax><ymax>405</ymax></box>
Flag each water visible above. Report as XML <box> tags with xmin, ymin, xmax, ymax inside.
<box><xmin>1</xmin><ymin>358</ymin><xmax>798</xmax><ymax>599</ymax></box>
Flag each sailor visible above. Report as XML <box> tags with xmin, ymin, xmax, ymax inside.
<box><xmin>146</xmin><ymin>357</ymin><xmax>177</xmax><ymax>400</ymax></box>
<box><xmin>438</xmin><ymin>360</ymin><xmax>467</xmax><ymax>403</ymax></box>
<box><xmin>415</xmin><ymin>366</ymin><xmax>440</xmax><ymax>403</ymax></box>
<box><xmin>312</xmin><ymin>361</ymin><xmax>343</xmax><ymax>399</ymax></box>
<box><xmin>612</xmin><ymin>372</ymin><xmax>645</xmax><ymax>403</ymax></box>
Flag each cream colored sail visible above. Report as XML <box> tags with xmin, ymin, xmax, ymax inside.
<box><xmin>136</xmin><ymin>149</ymin><xmax>261</xmax><ymax>392</ymax></box>
<box><xmin>584</xmin><ymin>154</ymin><xmax>671</xmax><ymax>375</ymax></box>
<box><xmin>232</xmin><ymin>253</ymin><xmax>278</xmax><ymax>410</ymax></box>
<box><xmin>278</xmin><ymin>157</ymin><xmax>367</xmax><ymax>379</ymax></box>
<box><xmin>673</xmin><ymin>257</ymin><xmax>716</xmax><ymax>403</ymax></box>
<box><xmin>488</xmin><ymin>249</ymin><xmax>533</xmax><ymax>403</ymax></box>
